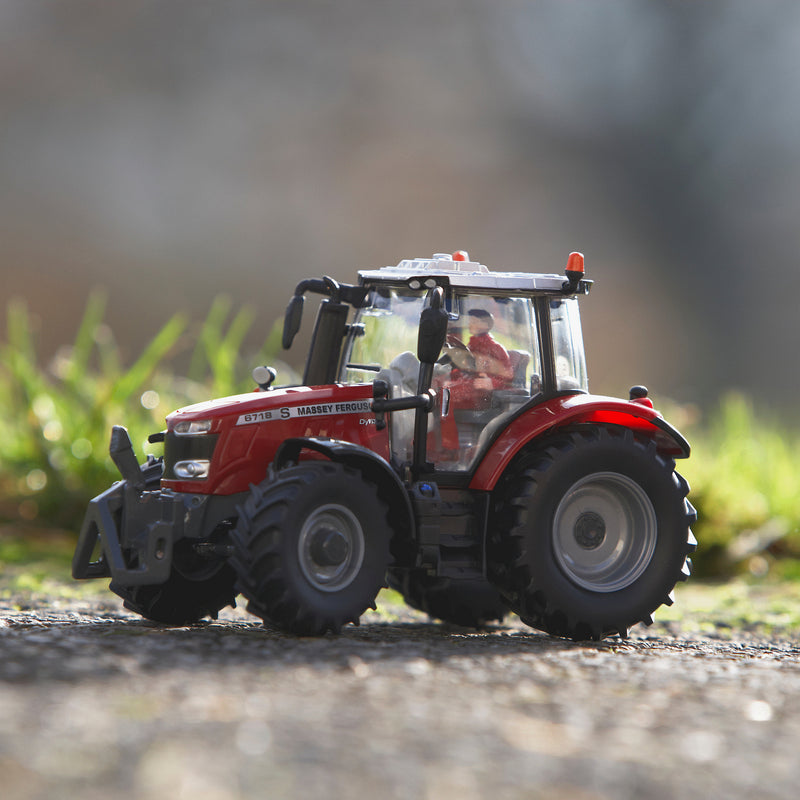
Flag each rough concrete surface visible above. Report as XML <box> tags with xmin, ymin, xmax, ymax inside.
<box><xmin>1</xmin><ymin>594</ymin><xmax>799</xmax><ymax>800</ymax></box>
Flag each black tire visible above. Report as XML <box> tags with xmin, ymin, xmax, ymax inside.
<box><xmin>110</xmin><ymin>549</ymin><xmax>237</xmax><ymax>625</ymax></box>
<box><xmin>388</xmin><ymin>569</ymin><xmax>508</xmax><ymax>628</ymax></box>
<box><xmin>108</xmin><ymin>459</ymin><xmax>237</xmax><ymax>625</ymax></box>
<box><xmin>231</xmin><ymin>462</ymin><xmax>392</xmax><ymax>635</ymax></box>
<box><xmin>488</xmin><ymin>426</ymin><xmax>696</xmax><ymax>641</ymax></box>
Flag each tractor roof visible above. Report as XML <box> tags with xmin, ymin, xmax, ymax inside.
<box><xmin>357</xmin><ymin>251</ymin><xmax>591</xmax><ymax>294</ymax></box>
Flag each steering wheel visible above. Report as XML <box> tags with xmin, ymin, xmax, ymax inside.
<box><xmin>439</xmin><ymin>337</ymin><xmax>477</xmax><ymax>373</ymax></box>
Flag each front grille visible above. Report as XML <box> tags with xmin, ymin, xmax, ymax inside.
<box><xmin>163</xmin><ymin>432</ymin><xmax>219</xmax><ymax>479</ymax></box>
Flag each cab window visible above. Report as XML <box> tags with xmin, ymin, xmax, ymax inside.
<box><xmin>549</xmin><ymin>297</ymin><xmax>588</xmax><ymax>392</ymax></box>
<box><xmin>429</xmin><ymin>293</ymin><xmax>540</xmax><ymax>471</ymax></box>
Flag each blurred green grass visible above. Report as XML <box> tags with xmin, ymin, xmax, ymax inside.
<box><xmin>0</xmin><ymin>293</ymin><xmax>294</xmax><ymax>532</ymax></box>
<box><xmin>2</xmin><ymin>295</ymin><xmax>800</xmax><ymax>585</ymax></box>
<box><xmin>669</xmin><ymin>393</ymin><xmax>800</xmax><ymax>580</ymax></box>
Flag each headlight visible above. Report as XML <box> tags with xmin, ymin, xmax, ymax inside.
<box><xmin>174</xmin><ymin>419</ymin><xmax>213</xmax><ymax>435</ymax></box>
<box><xmin>173</xmin><ymin>460</ymin><xmax>211</xmax><ymax>479</ymax></box>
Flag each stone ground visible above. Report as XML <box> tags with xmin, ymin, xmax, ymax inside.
<box><xmin>2</xmin><ymin>585</ymin><xmax>800</xmax><ymax>800</ymax></box>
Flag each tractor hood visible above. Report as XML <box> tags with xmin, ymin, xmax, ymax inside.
<box><xmin>161</xmin><ymin>383</ymin><xmax>387</xmax><ymax>495</ymax></box>
<box><xmin>166</xmin><ymin>384</ymin><xmax>374</xmax><ymax>431</ymax></box>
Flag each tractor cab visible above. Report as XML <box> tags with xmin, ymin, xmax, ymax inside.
<box><xmin>290</xmin><ymin>251</ymin><xmax>591</xmax><ymax>473</ymax></box>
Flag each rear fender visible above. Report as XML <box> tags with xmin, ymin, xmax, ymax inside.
<box><xmin>470</xmin><ymin>394</ymin><xmax>690</xmax><ymax>492</ymax></box>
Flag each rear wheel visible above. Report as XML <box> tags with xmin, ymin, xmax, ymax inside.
<box><xmin>488</xmin><ymin>426</ymin><xmax>696</xmax><ymax>641</ymax></box>
<box><xmin>231</xmin><ymin>462</ymin><xmax>392</xmax><ymax>635</ymax></box>
<box><xmin>388</xmin><ymin>569</ymin><xmax>508</xmax><ymax>628</ymax></box>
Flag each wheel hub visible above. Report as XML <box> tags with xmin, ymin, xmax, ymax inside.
<box><xmin>298</xmin><ymin>504</ymin><xmax>366</xmax><ymax>593</ymax></box>
<box><xmin>574</xmin><ymin>511</ymin><xmax>606</xmax><ymax>550</ymax></box>
<box><xmin>308</xmin><ymin>527</ymin><xmax>349</xmax><ymax>567</ymax></box>
<box><xmin>552</xmin><ymin>472</ymin><xmax>657</xmax><ymax>593</ymax></box>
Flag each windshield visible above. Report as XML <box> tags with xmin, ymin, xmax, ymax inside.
<box><xmin>340</xmin><ymin>285</ymin><xmax>426</xmax><ymax>384</ymax></box>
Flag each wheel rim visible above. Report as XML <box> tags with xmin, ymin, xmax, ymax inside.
<box><xmin>552</xmin><ymin>472</ymin><xmax>657</xmax><ymax>593</ymax></box>
<box><xmin>298</xmin><ymin>504</ymin><xmax>366</xmax><ymax>592</ymax></box>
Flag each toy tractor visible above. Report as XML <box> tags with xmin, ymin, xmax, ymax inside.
<box><xmin>73</xmin><ymin>251</ymin><xmax>696</xmax><ymax>640</ymax></box>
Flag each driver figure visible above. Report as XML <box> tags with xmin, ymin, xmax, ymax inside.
<box><xmin>435</xmin><ymin>308</ymin><xmax>513</xmax><ymax>452</ymax></box>
<box><xmin>444</xmin><ymin>309</ymin><xmax>512</xmax><ymax>404</ymax></box>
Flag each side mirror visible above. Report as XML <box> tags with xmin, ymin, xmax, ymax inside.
<box><xmin>282</xmin><ymin>295</ymin><xmax>305</xmax><ymax>350</ymax></box>
<box><xmin>417</xmin><ymin>287</ymin><xmax>448</xmax><ymax>365</ymax></box>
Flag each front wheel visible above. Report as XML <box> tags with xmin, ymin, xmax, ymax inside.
<box><xmin>108</xmin><ymin>461</ymin><xmax>237</xmax><ymax>625</ymax></box>
<box><xmin>488</xmin><ymin>426</ymin><xmax>696</xmax><ymax>641</ymax></box>
<box><xmin>231</xmin><ymin>462</ymin><xmax>392</xmax><ymax>635</ymax></box>
<box><xmin>110</xmin><ymin>536</ymin><xmax>237</xmax><ymax>625</ymax></box>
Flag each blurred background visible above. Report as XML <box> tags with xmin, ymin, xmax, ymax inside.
<box><xmin>3</xmin><ymin>0</ymin><xmax>800</xmax><ymax>576</ymax></box>
<box><xmin>5</xmin><ymin>10</ymin><xmax>800</xmax><ymax>800</ymax></box>
<box><xmin>3</xmin><ymin>0</ymin><xmax>799</xmax><ymax>407</ymax></box>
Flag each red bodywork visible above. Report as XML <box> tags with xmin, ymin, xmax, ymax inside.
<box><xmin>163</xmin><ymin>380</ymin><xmax>687</xmax><ymax>498</ymax></box>
<box><xmin>162</xmin><ymin>384</ymin><xmax>389</xmax><ymax>495</ymax></box>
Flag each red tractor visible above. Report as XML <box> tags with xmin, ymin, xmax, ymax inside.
<box><xmin>73</xmin><ymin>251</ymin><xmax>696</xmax><ymax>640</ymax></box>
